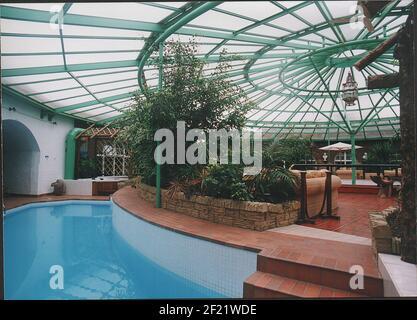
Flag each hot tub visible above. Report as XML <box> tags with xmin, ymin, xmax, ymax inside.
<box><xmin>94</xmin><ymin>176</ymin><xmax>128</xmax><ymax>182</ymax></box>
<box><xmin>63</xmin><ymin>176</ymin><xmax>128</xmax><ymax>196</ymax></box>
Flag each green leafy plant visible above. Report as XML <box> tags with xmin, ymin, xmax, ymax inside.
<box><xmin>167</xmin><ymin>178</ymin><xmax>202</xmax><ymax>199</ymax></box>
<box><xmin>365</xmin><ymin>140</ymin><xmax>396</xmax><ymax>164</ymax></box>
<box><xmin>117</xmin><ymin>39</ymin><xmax>301</xmax><ymax>205</ymax></box>
<box><xmin>166</xmin><ymin>165</ymin><xmax>206</xmax><ymax>198</ymax></box>
<box><xmin>245</xmin><ymin>167</ymin><xmax>299</xmax><ymax>203</ymax></box>
<box><xmin>201</xmin><ymin>165</ymin><xmax>252</xmax><ymax>201</ymax></box>
<box><xmin>116</xmin><ymin>39</ymin><xmax>252</xmax><ymax>186</ymax></box>
<box><xmin>78</xmin><ymin>159</ymin><xmax>97</xmax><ymax>178</ymax></box>
<box><xmin>263</xmin><ymin>138</ymin><xmax>313</xmax><ymax>167</ymax></box>
<box><xmin>386</xmin><ymin>208</ymin><xmax>402</xmax><ymax>238</ymax></box>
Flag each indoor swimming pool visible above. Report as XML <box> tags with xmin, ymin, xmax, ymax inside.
<box><xmin>4</xmin><ymin>200</ymin><xmax>257</xmax><ymax>299</ymax></box>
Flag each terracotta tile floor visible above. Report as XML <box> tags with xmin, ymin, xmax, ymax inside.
<box><xmin>303</xmin><ymin>193</ymin><xmax>397</xmax><ymax>238</ymax></box>
<box><xmin>3</xmin><ymin>194</ymin><xmax>109</xmax><ymax>210</ymax></box>
<box><xmin>112</xmin><ymin>187</ymin><xmax>381</xmax><ymax>280</ymax></box>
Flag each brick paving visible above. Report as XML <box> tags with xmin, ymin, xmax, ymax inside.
<box><xmin>113</xmin><ymin>187</ymin><xmax>381</xmax><ymax>276</ymax></box>
<box><xmin>113</xmin><ymin>187</ymin><xmax>383</xmax><ymax>297</ymax></box>
<box><xmin>304</xmin><ymin>193</ymin><xmax>397</xmax><ymax>238</ymax></box>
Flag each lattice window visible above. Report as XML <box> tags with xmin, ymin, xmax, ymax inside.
<box><xmin>96</xmin><ymin>139</ymin><xmax>129</xmax><ymax>176</ymax></box>
<box><xmin>334</xmin><ymin>152</ymin><xmax>352</xmax><ymax>165</ymax></box>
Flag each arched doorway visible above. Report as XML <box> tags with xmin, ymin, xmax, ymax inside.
<box><xmin>3</xmin><ymin>120</ymin><xmax>40</xmax><ymax>195</ymax></box>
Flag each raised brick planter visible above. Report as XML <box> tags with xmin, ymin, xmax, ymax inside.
<box><xmin>369</xmin><ymin>207</ymin><xmax>401</xmax><ymax>256</ymax></box>
<box><xmin>136</xmin><ymin>181</ymin><xmax>300</xmax><ymax>231</ymax></box>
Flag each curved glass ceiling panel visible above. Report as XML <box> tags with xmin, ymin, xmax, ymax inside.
<box><xmin>1</xmin><ymin>1</ymin><xmax>411</xmax><ymax>140</ymax></box>
<box><xmin>68</xmin><ymin>2</ymin><xmax>173</xmax><ymax>22</ymax></box>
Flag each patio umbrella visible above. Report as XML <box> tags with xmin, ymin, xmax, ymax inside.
<box><xmin>319</xmin><ymin>142</ymin><xmax>363</xmax><ymax>151</ymax></box>
<box><xmin>319</xmin><ymin>142</ymin><xmax>363</xmax><ymax>184</ymax></box>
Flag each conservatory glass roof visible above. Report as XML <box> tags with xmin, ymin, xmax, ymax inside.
<box><xmin>0</xmin><ymin>1</ymin><xmax>412</xmax><ymax>140</ymax></box>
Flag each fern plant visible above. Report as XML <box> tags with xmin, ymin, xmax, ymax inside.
<box><xmin>201</xmin><ymin>165</ymin><xmax>253</xmax><ymax>201</ymax></box>
<box><xmin>245</xmin><ymin>167</ymin><xmax>299</xmax><ymax>203</ymax></box>
<box><xmin>365</xmin><ymin>141</ymin><xmax>395</xmax><ymax>164</ymax></box>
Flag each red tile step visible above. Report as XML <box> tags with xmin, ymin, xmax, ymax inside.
<box><xmin>255</xmin><ymin>254</ymin><xmax>383</xmax><ymax>297</ymax></box>
<box><xmin>243</xmin><ymin>272</ymin><xmax>366</xmax><ymax>298</ymax></box>
<box><xmin>339</xmin><ymin>184</ymin><xmax>379</xmax><ymax>194</ymax></box>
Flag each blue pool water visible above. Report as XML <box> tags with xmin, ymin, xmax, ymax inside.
<box><xmin>4</xmin><ymin>201</ymin><xmax>257</xmax><ymax>299</ymax></box>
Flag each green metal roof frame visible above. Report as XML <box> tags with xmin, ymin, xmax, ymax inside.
<box><xmin>0</xmin><ymin>1</ymin><xmax>412</xmax><ymax>139</ymax></box>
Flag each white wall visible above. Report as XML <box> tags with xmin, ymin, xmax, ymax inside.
<box><xmin>4</xmin><ymin>146</ymin><xmax>40</xmax><ymax>195</ymax></box>
<box><xmin>63</xmin><ymin>179</ymin><xmax>92</xmax><ymax>196</ymax></box>
<box><xmin>3</xmin><ymin>118</ymin><xmax>41</xmax><ymax>194</ymax></box>
<box><xmin>2</xmin><ymin>92</ymin><xmax>74</xmax><ymax>195</ymax></box>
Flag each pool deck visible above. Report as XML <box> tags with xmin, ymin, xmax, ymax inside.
<box><xmin>112</xmin><ymin>187</ymin><xmax>384</xmax><ymax>298</ymax></box>
<box><xmin>303</xmin><ymin>193</ymin><xmax>396</xmax><ymax>238</ymax></box>
<box><xmin>3</xmin><ymin>188</ymin><xmax>391</xmax><ymax>298</ymax></box>
<box><xmin>4</xmin><ymin>194</ymin><xmax>109</xmax><ymax>210</ymax></box>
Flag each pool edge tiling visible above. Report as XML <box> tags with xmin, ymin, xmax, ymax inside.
<box><xmin>4</xmin><ymin>194</ymin><xmax>110</xmax><ymax>210</ymax></box>
<box><xmin>113</xmin><ymin>203</ymin><xmax>257</xmax><ymax>297</ymax></box>
<box><xmin>112</xmin><ymin>186</ymin><xmax>381</xmax><ymax>267</ymax></box>
<box><xmin>112</xmin><ymin>186</ymin><xmax>384</xmax><ymax>297</ymax></box>
<box><xmin>4</xmin><ymin>199</ymin><xmax>257</xmax><ymax>299</ymax></box>
<box><xmin>3</xmin><ymin>188</ymin><xmax>385</xmax><ymax>298</ymax></box>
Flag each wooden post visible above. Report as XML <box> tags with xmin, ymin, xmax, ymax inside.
<box><xmin>296</xmin><ymin>171</ymin><xmax>308</xmax><ymax>224</ymax></box>
<box><xmin>359</xmin><ymin>0</ymin><xmax>393</xmax><ymax>19</ymax></box>
<box><xmin>354</xmin><ymin>32</ymin><xmax>399</xmax><ymax>71</ymax></box>
<box><xmin>396</xmin><ymin>14</ymin><xmax>416</xmax><ymax>264</ymax></box>
<box><xmin>296</xmin><ymin>171</ymin><xmax>315</xmax><ymax>224</ymax></box>
<box><xmin>367</xmin><ymin>73</ymin><xmax>399</xmax><ymax>89</ymax></box>
<box><xmin>358</xmin><ymin>0</ymin><xmax>393</xmax><ymax>31</ymax></box>
<box><xmin>319</xmin><ymin>170</ymin><xmax>340</xmax><ymax>220</ymax></box>
<box><xmin>326</xmin><ymin>170</ymin><xmax>332</xmax><ymax>216</ymax></box>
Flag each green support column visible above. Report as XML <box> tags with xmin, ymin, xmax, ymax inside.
<box><xmin>64</xmin><ymin>128</ymin><xmax>84</xmax><ymax>179</ymax></box>
<box><xmin>350</xmin><ymin>134</ymin><xmax>357</xmax><ymax>185</ymax></box>
<box><xmin>156</xmin><ymin>143</ymin><xmax>161</xmax><ymax>208</ymax></box>
<box><xmin>155</xmin><ymin>42</ymin><xmax>164</xmax><ymax>208</ymax></box>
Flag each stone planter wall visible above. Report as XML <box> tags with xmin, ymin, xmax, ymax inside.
<box><xmin>137</xmin><ymin>182</ymin><xmax>300</xmax><ymax>231</ymax></box>
<box><xmin>369</xmin><ymin>207</ymin><xmax>401</xmax><ymax>256</ymax></box>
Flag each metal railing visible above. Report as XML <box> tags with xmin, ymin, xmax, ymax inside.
<box><xmin>296</xmin><ymin>170</ymin><xmax>339</xmax><ymax>224</ymax></box>
<box><xmin>291</xmin><ymin>163</ymin><xmax>401</xmax><ymax>178</ymax></box>
<box><xmin>293</xmin><ymin>164</ymin><xmax>402</xmax><ymax>224</ymax></box>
